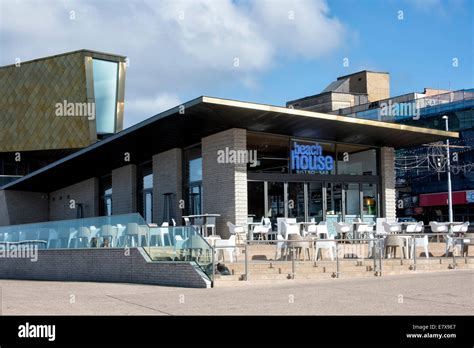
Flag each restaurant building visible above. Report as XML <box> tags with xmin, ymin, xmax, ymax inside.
<box><xmin>0</xmin><ymin>95</ymin><xmax>457</xmax><ymax>235</ymax></box>
<box><xmin>0</xmin><ymin>56</ymin><xmax>461</xmax><ymax>287</ymax></box>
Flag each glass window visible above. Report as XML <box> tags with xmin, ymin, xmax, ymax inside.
<box><xmin>337</xmin><ymin>145</ymin><xmax>377</xmax><ymax>176</ymax></box>
<box><xmin>93</xmin><ymin>59</ymin><xmax>118</xmax><ymax>135</ymax></box>
<box><xmin>99</xmin><ymin>175</ymin><xmax>112</xmax><ymax>216</ymax></box>
<box><xmin>248</xmin><ymin>181</ymin><xmax>265</xmax><ymax>219</ymax></box>
<box><xmin>184</xmin><ymin>146</ymin><xmax>203</xmax><ymax>216</ymax></box>
<box><xmin>189</xmin><ymin>158</ymin><xmax>202</xmax><ymax>183</ymax></box>
<box><xmin>267</xmin><ymin>182</ymin><xmax>285</xmax><ymax>220</ymax></box>
<box><xmin>307</xmin><ymin>182</ymin><xmax>323</xmax><ymax>222</ymax></box>
<box><xmin>288</xmin><ymin>182</ymin><xmax>305</xmax><ymax>221</ymax></box>
<box><xmin>362</xmin><ymin>183</ymin><xmax>377</xmax><ymax>218</ymax></box>
<box><xmin>137</xmin><ymin>162</ymin><xmax>153</xmax><ymax>223</ymax></box>
<box><xmin>247</xmin><ymin>133</ymin><xmax>289</xmax><ymax>173</ymax></box>
<box><xmin>345</xmin><ymin>183</ymin><xmax>360</xmax><ymax>217</ymax></box>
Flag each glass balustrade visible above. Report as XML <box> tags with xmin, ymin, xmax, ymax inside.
<box><xmin>0</xmin><ymin>213</ymin><xmax>213</xmax><ymax>281</ymax></box>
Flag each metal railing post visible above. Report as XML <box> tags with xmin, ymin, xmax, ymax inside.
<box><xmin>412</xmin><ymin>235</ymin><xmax>417</xmax><ymax>271</ymax></box>
<box><xmin>372</xmin><ymin>238</ymin><xmax>377</xmax><ymax>274</ymax></box>
<box><xmin>291</xmin><ymin>242</ymin><xmax>295</xmax><ymax>279</ymax></box>
<box><xmin>244</xmin><ymin>241</ymin><xmax>248</xmax><ymax>281</ymax></box>
<box><xmin>211</xmin><ymin>245</ymin><xmax>215</xmax><ymax>288</ymax></box>
<box><xmin>451</xmin><ymin>235</ymin><xmax>457</xmax><ymax>269</ymax></box>
<box><xmin>379</xmin><ymin>239</ymin><xmax>383</xmax><ymax>276</ymax></box>
<box><xmin>336</xmin><ymin>241</ymin><xmax>340</xmax><ymax>278</ymax></box>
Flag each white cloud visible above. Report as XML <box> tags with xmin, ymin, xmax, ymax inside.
<box><xmin>125</xmin><ymin>92</ymin><xmax>182</xmax><ymax>126</ymax></box>
<box><xmin>0</xmin><ymin>0</ymin><xmax>346</xmax><ymax>127</ymax></box>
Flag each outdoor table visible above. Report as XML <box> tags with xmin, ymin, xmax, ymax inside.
<box><xmin>247</xmin><ymin>222</ymin><xmax>262</xmax><ymax>240</ymax></box>
<box><xmin>181</xmin><ymin>214</ymin><xmax>221</xmax><ymax>236</ymax></box>
<box><xmin>204</xmin><ymin>235</ymin><xmax>221</xmax><ymax>247</ymax></box>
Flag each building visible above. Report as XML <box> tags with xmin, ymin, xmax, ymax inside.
<box><xmin>0</xmin><ymin>57</ymin><xmax>459</xmax><ymax>287</ymax></box>
<box><xmin>0</xmin><ymin>96</ymin><xmax>456</xmax><ymax>232</ymax></box>
<box><xmin>286</xmin><ymin>70</ymin><xmax>390</xmax><ymax>113</ymax></box>
<box><xmin>289</xmin><ymin>70</ymin><xmax>474</xmax><ymax>223</ymax></box>
<box><xmin>0</xmin><ymin>50</ymin><xmax>127</xmax><ymax>186</ymax></box>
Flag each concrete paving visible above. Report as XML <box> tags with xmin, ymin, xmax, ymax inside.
<box><xmin>0</xmin><ymin>270</ymin><xmax>472</xmax><ymax>315</ymax></box>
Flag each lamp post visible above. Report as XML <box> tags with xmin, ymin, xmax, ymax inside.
<box><xmin>442</xmin><ymin>115</ymin><xmax>453</xmax><ymax>223</ymax></box>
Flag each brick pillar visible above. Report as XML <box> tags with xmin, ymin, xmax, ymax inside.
<box><xmin>380</xmin><ymin>147</ymin><xmax>396</xmax><ymax>220</ymax></box>
<box><xmin>153</xmin><ymin>148</ymin><xmax>182</xmax><ymax>225</ymax></box>
<box><xmin>112</xmin><ymin>164</ymin><xmax>137</xmax><ymax>215</ymax></box>
<box><xmin>202</xmin><ymin>128</ymin><xmax>247</xmax><ymax>238</ymax></box>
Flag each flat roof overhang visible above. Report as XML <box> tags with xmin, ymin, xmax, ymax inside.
<box><xmin>2</xmin><ymin>96</ymin><xmax>458</xmax><ymax>192</ymax></box>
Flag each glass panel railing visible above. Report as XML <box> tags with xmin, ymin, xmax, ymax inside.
<box><xmin>0</xmin><ymin>213</ymin><xmax>148</xmax><ymax>249</ymax></box>
<box><xmin>145</xmin><ymin>225</ymin><xmax>213</xmax><ymax>281</ymax></box>
<box><xmin>0</xmin><ymin>214</ymin><xmax>213</xmax><ymax>282</ymax></box>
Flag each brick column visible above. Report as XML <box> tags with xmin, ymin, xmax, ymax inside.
<box><xmin>112</xmin><ymin>164</ymin><xmax>137</xmax><ymax>215</ymax></box>
<box><xmin>153</xmin><ymin>148</ymin><xmax>182</xmax><ymax>225</ymax></box>
<box><xmin>380</xmin><ymin>147</ymin><xmax>396</xmax><ymax>220</ymax></box>
<box><xmin>202</xmin><ymin>128</ymin><xmax>247</xmax><ymax>238</ymax></box>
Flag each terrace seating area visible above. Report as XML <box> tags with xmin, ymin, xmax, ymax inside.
<box><xmin>1</xmin><ymin>213</ymin><xmax>473</xmax><ymax>284</ymax></box>
<box><xmin>207</xmin><ymin>217</ymin><xmax>474</xmax><ymax>265</ymax></box>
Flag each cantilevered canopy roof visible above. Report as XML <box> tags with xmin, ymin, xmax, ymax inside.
<box><xmin>3</xmin><ymin>96</ymin><xmax>458</xmax><ymax>192</ymax></box>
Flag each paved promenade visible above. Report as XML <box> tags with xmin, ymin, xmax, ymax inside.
<box><xmin>0</xmin><ymin>270</ymin><xmax>472</xmax><ymax>315</ymax></box>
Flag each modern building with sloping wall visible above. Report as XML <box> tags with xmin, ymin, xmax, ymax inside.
<box><xmin>0</xmin><ymin>50</ymin><xmax>126</xmax><ymax>186</ymax></box>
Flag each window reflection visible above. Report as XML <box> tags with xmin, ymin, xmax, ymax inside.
<box><xmin>93</xmin><ymin>59</ymin><xmax>118</xmax><ymax>135</ymax></box>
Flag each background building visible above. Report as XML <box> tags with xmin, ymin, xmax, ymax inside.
<box><xmin>289</xmin><ymin>70</ymin><xmax>474</xmax><ymax>223</ymax></box>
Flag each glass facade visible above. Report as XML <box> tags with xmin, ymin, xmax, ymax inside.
<box><xmin>246</xmin><ymin>132</ymin><xmax>380</xmax><ymax>228</ymax></box>
<box><xmin>93</xmin><ymin>59</ymin><xmax>118</xmax><ymax>135</ymax></box>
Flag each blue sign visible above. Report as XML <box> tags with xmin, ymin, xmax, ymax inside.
<box><xmin>291</xmin><ymin>141</ymin><xmax>334</xmax><ymax>174</ymax></box>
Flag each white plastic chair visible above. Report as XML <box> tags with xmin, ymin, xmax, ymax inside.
<box><xmin>283</xmin><ymin>221</ymin><xmax>300</xmax><ymax>240</ymax></box>
<box><xmin>227</xmin><ymin>222</ymin><xmax>246</xmax><ymax>244</ymax></box>
<box><xmin>204</xmin><ymin>217</ymin><xmax>216</xmax><ymax>236</ymax></box>
<box><xmin>215</xmin><ymin>235</ymin><xmax>237</xmax><ymax>262</ymax></box>
<box><xmin>334</xmin><ymin>222</ymin><xmax>351</xmax><ymax>240</ymax></box>
<box><xmin>408</xmin><ymin>222</ymin><xmax>429</xmax><ymax>258</ymax></box>
<box><xmin>445</xmin><ymin>222</ymin><xmax>469</xmax><ymax>256</ymax></box>
<box><xmin>383</xmin><ymin>221</ymin><xmax>402</xmax><ymax>234</ymax></box>
<box><xmin>430</xmin><ymin>221</ymin><xmax>449</xmax><ymax>244</ymax></box>
<box><xmin>274</xmin><ymin>234</ymin><xmax>287</xmax><ymax>260</ymax></box>
<box><xmin>314</xmin><ymin>234</ymin><xmax>336</xmax><ymax>261</ymax></box>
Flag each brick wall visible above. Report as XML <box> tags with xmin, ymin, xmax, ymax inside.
<box><xmin>380</xmin><ymin>147</ymin><xmax>396</xmax><ymax>220</ymax></box>
<box><xmin>0</xmin><ymin>247</ymin><xmax>209</xmax><ymax>288</ymax></box>
<box><xmin>202</xmin><ymin>128</ymin><xmax>248</xmax><ymax>238</ymax></box>
<box><xmin>0</xmin><ymin>190</ymin><xmax>49</xmax><ymax>226</ymax></box>
<box><xmin>49</xmin><ymin>178</ymin><xmax>98</xmax><ymax>221</ymax></box>
<box><xmin>112</xmin><ymin>164</ymin><xmax>137</xmax><ymax>215</ymax></box>
<box><xmin>153</xmin><ymin>148</ymin><xmax>182</xmax><ymax>225</ymax></box>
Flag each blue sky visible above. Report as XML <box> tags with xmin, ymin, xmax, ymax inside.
<box><xmin>1</xmin><ymin>0</ymin><xmax>472</xmax><ymax>128</ymax></box>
